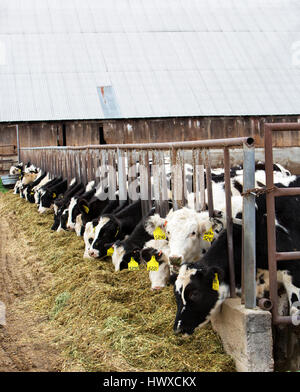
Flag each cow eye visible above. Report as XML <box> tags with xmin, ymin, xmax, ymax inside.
<box><xmin>190</xmin><ymin>231</ymin><xmax>196</xmax><ymax>236</ymax></box>
<box><xmin>188</xmin><ymin>289</ymin><xmax>201</xmax><ymax>302</ymax></box>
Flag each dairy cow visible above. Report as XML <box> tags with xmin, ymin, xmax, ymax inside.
<box><xmin>75</xmin><ymin>194</ymin><xmax>123</xmax><ymax>236</ymax></box>
<box><xmin>110</xmin><ymin>208</ymin><xmax>156</xmax><ymax>271</ymax></box>
<box><xmin>51</xmin><ymin>179</ymin><xmax>85</xmax><ymax>231</ymax></box>
<box><xmin>34</xmin><ymin>176</ymin><xmax>62</xmax><ymax>205</ymax></box>
<box><xmin>66</xmin><ymin>181</ymin><xmax>97</xmax><ymax>231</ymax></box>
<box><xmin>141</xmin><ymin>239</ymin><xmax>172</xmax><ymax>290</ymax></box>
<box><xmin>38</xmin><ymin>179</ymin><xmax>68</xmax><ymax>213</ymax></box>
<box><xmin>89</xmin><ymin>200</ymin><xmax>143</xmax><ymax>259</ymax></box>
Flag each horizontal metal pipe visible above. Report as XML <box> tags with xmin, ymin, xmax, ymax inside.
<box><xmin>20</xmin><ymin>137</ymin><xmax>254</xmax><ymax>151</ymax></box>
<box><xmin>273</xmin><ymin>187</ymin><xmax>300</xmax><ymax>197</ymax></box>
<box><xmin>266</xmin><ymin>123</ymin><xmax>300</xmax><ymax>131</ymax></box>
<box><xmin>276</xmin><ymin>252</ymin><xmax>300</xmax><ymax>261</ymax></box>
<box><xmin>273</xmin><ymin>315</ymin><xmax>293</xmax><ymax>325</ymax></box>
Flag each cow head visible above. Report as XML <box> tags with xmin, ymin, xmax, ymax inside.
<box><xmin>140</xmin><ymin>239</ymin><xmax>171</xmax><ymax>290</ymax></box>
<box><xmin>146</xmin><ymin>208</ymin><xmax>221</xmax><ymax>266</ymax></box>
<box><xmin>57</xmin><ymin>208</ymin><xmax>69</xmax><ymax>232</ymax></box>
<box><xmin>10</xmin><ymin>162</ymin><xmax>23</xmax><ymax>176</ymax></box>
<box><xmin>38</xmin><ymin>189</ymin><xmax>56</xmax><ymax>213</ymax></box>
<box><xmin>111</xmin><ymin>241</ymin><xmax>141</xmax><ymax>271</ymax></box>
<box><xmin>75</xmin><ymin>214</ymin><xmax>84</xmax><ymax>236</ymax></box>
<box><xmin>67</xmin><ymin>197</ymin><xmax>80</xmax><ymax>229</ymax></box>
<box><xmin>173</xmin><ymin>263</ymin><xmax>228</xmax><ymax>335</ymax></box>
<box><xmin>21</xmin><ymin>171</ymin><xmax>38</xmax><ymax>186</ymax></box>
<box><xmin>83</xmin><ymin>220</ymin><xmax>98</xmax><ymax>258</ymax></box>
<box><xmin>89</xmin><ymin>215</ymin><xmax>121</xmax><ymax>259</ymax></box>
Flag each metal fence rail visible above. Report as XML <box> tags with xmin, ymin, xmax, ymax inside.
<box><xmin>20</xmin><ymin>136</ymin><xmax>255</xmax><ymax>304</ymax></box>
<box><xmin>264</xmin><ymin>122</ymin><xmax>300</xmax><ymax>325</ymax></box>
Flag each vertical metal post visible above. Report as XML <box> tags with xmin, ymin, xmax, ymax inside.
<box><xmin>264</xmin><ymin>125</ymin><xmax>279</xmax><ymax>321</ymax></box>
<box><xmin>224</xmin><ymin>147</ymin><xmax>236</xmax><ymax>297</ymax></box>
<box><xmin>242</xmin><ymin>142</ymin><xmax>256</xmax><ymax>308</ymax></box>
<box><xmin>16</xmin><ymin>124</ymin><xmax>20</xmax><ymax>163</ymax></box>
<box><xmin>203</xmin><ymin>149</ymin><xmax>214</xmax><ymax>217</ymax></box>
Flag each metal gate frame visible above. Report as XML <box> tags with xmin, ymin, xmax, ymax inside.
<box><xmin>20</xmin><ymin>136</ymin><xmax>256</xmax><ymax>305</ymax></box>
<box><xmin>264</xmin><ymin>122</ymin><xmax>300</xmax><ymax>325</ymax></box>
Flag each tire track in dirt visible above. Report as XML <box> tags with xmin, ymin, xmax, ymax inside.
<box><xmin>0</xmin><ymin>202</ymin><xmax>63</xmax><ymax>372</ymax></box>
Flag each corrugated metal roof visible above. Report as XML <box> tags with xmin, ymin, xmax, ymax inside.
<box><xmin>0</xmin><ymin>0</ymin><xmax>300</xmax><ymax>122</ymax></box>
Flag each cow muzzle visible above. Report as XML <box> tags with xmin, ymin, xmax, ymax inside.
<box><xmin>88</xmin><ymin>249</ymin><xmax>99</xmax><ymax>258</ymax></box>
<box><xmin>169</xmin><ymin>255</ymin><xmax>183</xmax><ymax>266</ymax></box>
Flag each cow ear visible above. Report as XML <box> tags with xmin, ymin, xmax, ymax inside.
<box><xmin>78</xmin><ymin>199</ymin><xmax>90</xmax><ymax>214</ymax></box>
<box><xmin>205</xmin><ymin>266</ymin><xmax>224</xmax><ymax>287</ymax></box>
<box><xmin>144</xmin><ymin>214</ymin><xmax>167</xmax><ymax>235</ymax></box>
<box><xmin>211</xmin><ymin>216</ymin><xmax>224</xmax><ymax>233</ymax></box>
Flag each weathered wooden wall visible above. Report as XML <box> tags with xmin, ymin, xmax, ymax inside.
<box><xmin>102</xmin><ymin>115</ymin><xmax>300</xmax><ymax>147</ymax></box>
<box><xmin>1</xmin><ymin>115</ymin><xmax>300</xmax><ymax>148</ymax></box>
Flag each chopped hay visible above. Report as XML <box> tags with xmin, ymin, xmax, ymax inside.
<box><xmin>0</xmin><ymin>192</ymin><xmax>236</xmax><ymax>372</ymax></box>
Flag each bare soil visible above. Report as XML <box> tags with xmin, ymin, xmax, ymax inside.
<box><xmin>0</xmin><ymin>203</ymin><xmax>63</xmax><ymax>372</ymax></box>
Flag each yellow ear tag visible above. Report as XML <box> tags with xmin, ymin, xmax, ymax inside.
<box><xmin>83</xmin><ymin>205</ymin><xmax>89</xmax><ymax>214</ymax></box>
<box><xmin>203</xmin><ymin>227</ymin><xmax>214</xmax><ymax>242</ymax></box>
<box><xmin>93</xmin><ymin>226</ymin><xmax>96</xmax><ymax>232</ymax></box>
<box><xmin>52</xmin><ymin>192</ymin><xmax>56</xmax><ymax>198</ymax></box>
<box><xmin>128</xmin><ymin>257</ymin><xmax>139</xmax><ymax>271</ymax></box>
<box><xmin>107</xmin><ymin>247</ymin><xmax>114</xmax><ymax>256</ymax></box>
<box><xmin>212</xmin><ymin>273</ymin><xmax>219</xmax><ymax>291</ymax></box>
<box><xmin>153</xmin><ymin>227</ymin><xmax>166</xmax><ymax>240</ymax></box>
<box><xmin>147</xmin><ymin>255</ymin><xmax>159</xmax><ymax>272</ymax></box>
<box><xmin>115</xmin><ymin>228</ymin><xmax>119</xmax><ymax>238</ymax></box>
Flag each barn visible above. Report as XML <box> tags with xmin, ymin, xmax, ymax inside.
<box><xmin>1</xmin><ymin>0</ymin><xmax>300</xmax><ymax>171</ymax></box>
<box><xmin>1</xmin><ymin>0</ymin><xmax>300</xmax><ymax>374</ymax></box>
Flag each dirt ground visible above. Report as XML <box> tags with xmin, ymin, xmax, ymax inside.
<box><xmin>0</xmin><ymin>203</ymin><xmax>63</xmax><ymax>371</ymax></box>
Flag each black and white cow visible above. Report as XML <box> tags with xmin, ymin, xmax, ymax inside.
<box><xmin>38</xmin><ymin>178</ymin><xmax>68</xmax><ymax>213</ymax></box>
<box><xmin>66</xmin><ymin>181</ymin><xmax>97</xmax><ymax>231</ymax></box>
<box><xmin>34</xmin><ymin>176</ymin><xmax>62</xmax><ymax>205</ymax></box>
<box><xmin>83</xmin><ymin>219</ymin><xmax>99</xmax><ymax>258</ymax></box>
<box><xmin>173</xmin><ymin>184</ymin><xmax>300</xmax><ymax>335</ymax></box>
<box><xmin>81</xmin><ymin>199</ymin><xmax>130</xmax><ymax>256</ymax></box>
<box><xmin>110</xmin><ymin>208</ymin><xmax>156</xmax><ymax>271</ymax></box>
<box><xmin>10</xmin><ymin>162</ymin><xmax>24</xmax><ymax>176</ymax></box>
<box><xmin>88</xmin><ymin>200</ymin><xmax>143</xmax><ymax>259</ymax></box>
<box><xmin>140</xmin><ymin>239</ymin><xmax>172</xmax><ymax>290</ymax></box>
<box><xmin>24</xmin><ymin>171</ymin><xmax>48</xmax><ymax>202</ymax></box>
<box><xmin>75</xmin><ymin>194</ymin><xmax>122</xmax><ymax>236</ymax></box>
<box><xmin>51</xmin><ymin>179</ymin><xmax>85</xmax><ymax>231</ymax></box>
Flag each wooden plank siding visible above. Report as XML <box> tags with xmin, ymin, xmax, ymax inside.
<box><xmin>1</xmin><ymin>115</ymin><xmax>300</xmax><ymax>149</ymax></box>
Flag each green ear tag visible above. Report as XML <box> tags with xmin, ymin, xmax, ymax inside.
<box><xmin>153</xmin><ymin>227</ymin><xmax>166</xmax><ymax>240</ymax></box>
<box><xmin>203</xmin><ymin>227</ymin><xmax>214</xmax><ymax>242</ymax></box>
<box><xmin>107</xmin><ymin>247</ymin><xmax>114</xmax><ymax>256</ymax></box>
<box><xmin>212</xmin><ymin>273</ymin><xmax>219</xmax><ymax>291</ymax></box>
<box><xmin>83</xmin><ymin>205</ymin><xmax>89</xmax><ymax>214</ymax></box>
<box><xmin>147</xmin><ymin>255</ymin><xmax>159</xmax><ymax>272</ymax></box>
<box><xmin>128</xmin><ymin>257</ymin><xmax>139</xmax><ymax>271</ymax></box>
